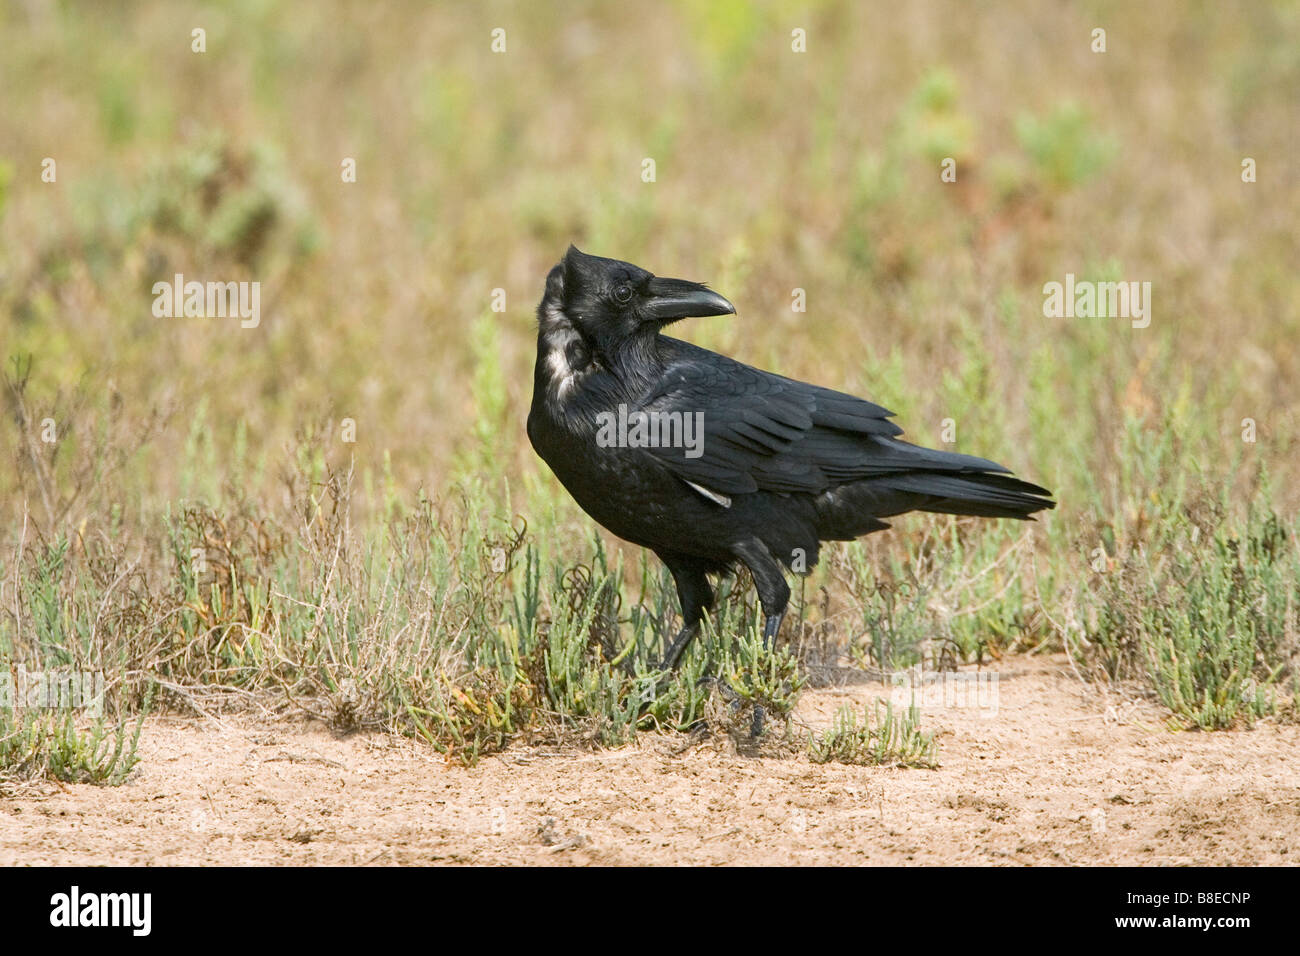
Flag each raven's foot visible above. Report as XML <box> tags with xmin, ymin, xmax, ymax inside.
<box><xmin>697</xmin><ymin>674</ymin><xmax>741</xmax><ymax>704</ymax></box>
<box><xmin>657</xmin><ymin>623</ymin><xmax>699</xmax><ymax>673</ymax></box>
<box><xmin>697</xmin><ymin>676</ymin><xmax>773</xmax><ymax>743</ymax></box>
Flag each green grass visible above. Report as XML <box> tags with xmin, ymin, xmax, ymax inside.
<box><xmin>808</xmin><ymin>700</ymin><xmax>939</xmax><ymax>769</ymax></box>
<box><xmin>0</xmin><ymin>696</ymin><xmax>149</xmax><ymax>787</ymax></box>
<box><xmin>1080</xmin><ymin>501</ymin><xmax>1296</xmax><ymax>729</ymax></box>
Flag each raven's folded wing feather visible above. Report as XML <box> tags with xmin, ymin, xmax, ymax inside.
<box><xmin>636</xmin><ymin>345</ymin><xmax>1010</xmax><ymax>498</ymax></box>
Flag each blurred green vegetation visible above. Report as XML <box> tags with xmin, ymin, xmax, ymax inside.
<box><xmin>1</xmin><ymin>1</ymin><xmax>1298</xmax><ymax>764</ymax></box>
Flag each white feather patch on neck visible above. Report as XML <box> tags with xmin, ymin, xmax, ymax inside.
<box><xmin>541</xmin><ymin>302</ymin><xmax>586</xmax><ymax>402</ymax></box>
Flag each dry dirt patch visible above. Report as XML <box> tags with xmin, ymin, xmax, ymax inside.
<box><xmin>2</xmin><ymin>655</ymin><xmax>1297</xmax><ymax>865</ymax></box>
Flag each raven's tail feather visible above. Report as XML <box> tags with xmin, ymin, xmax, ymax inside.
<box><xmin>814</xmin><ymin>470</ymin><xmax>1055</xmax><ymax>540</ymax></box>
<box><xmin>886</xmin><ymin>471</ymin><xmax>1055</xmax><ymax>520</ymax></box>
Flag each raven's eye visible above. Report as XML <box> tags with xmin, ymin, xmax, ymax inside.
<box><xmin>613</xmin><ymin>284</ymin><xmax>633</xmax><ymax>304</ymax></box>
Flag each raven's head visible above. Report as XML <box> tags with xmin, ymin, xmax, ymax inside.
<box><xmin>533</xmin><ymin>246</ymin><xmax>735</xmax><ymax>403</ymax></box>
<box><xmin>538</xmin><ymin>246</ymin><xmax>735</xmax><ymax>351</ymax></box>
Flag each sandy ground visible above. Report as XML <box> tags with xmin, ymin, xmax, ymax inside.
<box><xmin>2</xmin><ymin>655</ymin><xmax>1297</xmax><ymax>865</ymax></box>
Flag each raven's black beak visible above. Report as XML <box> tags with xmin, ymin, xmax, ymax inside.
<box><xmin>642</xmin><ymin>276</ymin><xmax>735</xmax><ymax>323</ymax></box>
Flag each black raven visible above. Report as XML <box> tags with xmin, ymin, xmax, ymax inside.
<box><xmin>528</xmin><ymin>246</ymin><xmax>1054</xmax><ymax>674</ymax></box>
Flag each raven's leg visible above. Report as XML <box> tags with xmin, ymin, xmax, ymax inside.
<box><xmin>734</xmin><ymin>539</ymin><xmax>791</xmax><ymax>649</ymax></box>
<box><xmin>657</xmin><ymin>553</ymin><xmax>714</xmax><ymax>671</ymax></box>
<box><xmin>733</xmin><ymin>540</ymin><xmax>792</xmax><ymax>738</ymax></box>
<box><xmin>761</xmin><ymin>609</ymin><xmax>785</xmax><ymax>649</ymax></box>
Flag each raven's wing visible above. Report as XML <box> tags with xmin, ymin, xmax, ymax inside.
<box><xmin>636</xmin><ymin>345</ymin><xmax>1010</xmax><ymax>497</ymax></box>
